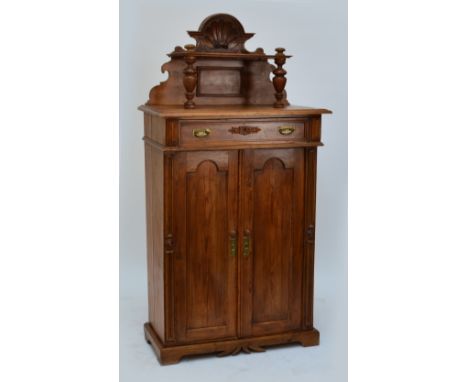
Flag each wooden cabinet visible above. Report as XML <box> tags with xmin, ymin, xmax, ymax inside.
<box><xmin>139</xmin><ymin>14</ymin><xmax>331</xmax><ymax>364</ymax></box>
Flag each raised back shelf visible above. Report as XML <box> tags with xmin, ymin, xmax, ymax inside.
<box><xmin>146</xmin><ymin>14</ymin><xmax>290</xmax><ymax>109</ymax></box>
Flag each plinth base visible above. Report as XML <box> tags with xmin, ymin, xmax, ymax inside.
<box><xmin>144</xmin><ymin>322</ymin><xmax>319</xmax><ymax>365</ymax></box>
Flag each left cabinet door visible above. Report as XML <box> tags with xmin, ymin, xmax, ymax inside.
<box><xmin>172</xmin><ymin>150</ymin><xmax>239</xmax><ymax>343</ymax></box>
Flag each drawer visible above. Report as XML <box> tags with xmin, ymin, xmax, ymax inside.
<box><xmin>179</xmin><ymin>118</ymin><xmax>306</xmax><ymax>147</ymax></box>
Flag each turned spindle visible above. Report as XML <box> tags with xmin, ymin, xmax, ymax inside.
<box><xmin>273</xmin><ymin>47</ymin><xmax>287</xmax><ymax>108</ymax></box>
<box><xmin>183</xmin><ymin>44</ymin><xmax>197</xmax><ymax>109</ymax></box>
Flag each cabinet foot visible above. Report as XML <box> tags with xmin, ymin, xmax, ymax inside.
<box><xmin>298</xmin><ymin>328</ymin><xmax>320</xmax><ymax>346</ymax></box>
<box><xmin>144</xmin><ymin>330</ymin><xmax>151</xmax><ymax>345</ymax></box>
<box><xmin>144</xmin><ymin>322</ymin><xmax>319</xmax><ymax>365</ymax></box>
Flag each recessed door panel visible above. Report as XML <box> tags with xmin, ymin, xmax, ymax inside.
<box><xmin>252</xmin><ymin>158</ymin><xmax>293</xmax><ymax>323</ymax></box>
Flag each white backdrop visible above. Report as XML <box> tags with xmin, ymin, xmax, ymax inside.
<box><xmin>120</xmin><ymin>0</ymin><xmax>347</xmax><ymax>380</ymax></box>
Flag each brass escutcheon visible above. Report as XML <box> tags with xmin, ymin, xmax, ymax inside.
<box><xmin>229</xmin><ymin>231</ymin><xmax>237</xmax><ymax>257</ymax></box>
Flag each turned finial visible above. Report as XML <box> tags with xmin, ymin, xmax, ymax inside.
<box><xmin>183</xmin><ymin>44</ymin><xmax>197</xmax><ymax>109</ymax></box>
<box><xmin>273</xmin><ymin>47</ymin><xmax>287</xmax><ymax>108</ymax></box>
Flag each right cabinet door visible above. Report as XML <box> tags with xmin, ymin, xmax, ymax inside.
<box><xmin>239</xmin><ymin>148</ymin><xmax>305</xmax><ymax>337</ymax></box>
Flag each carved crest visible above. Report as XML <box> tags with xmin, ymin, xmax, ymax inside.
<box><xmin>188</xmin><ymin>14</ymin><xmax>254</xmax><ymax>52</ymax></box>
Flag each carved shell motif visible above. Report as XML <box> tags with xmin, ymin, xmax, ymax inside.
<box><xmin>188</xmin><ymin>14</ymin><xmax>254</xmax><ymax>52</ymax></box>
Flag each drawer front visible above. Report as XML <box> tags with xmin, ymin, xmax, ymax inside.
<box><xmin>179</xmin><ymin>118</ymin><xmax>306</xmax><ymax>147</ymax></box>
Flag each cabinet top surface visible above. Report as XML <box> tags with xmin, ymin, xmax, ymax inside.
<box><xmin>138</xmin><ymin>105</ymin><xmax>332</xmax><ymax>119</ymax></box>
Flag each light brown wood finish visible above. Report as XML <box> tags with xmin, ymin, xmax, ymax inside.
<box><xmin>147</xmin><ymin>14</ymin><xmax>287</xmax><ymax>108</ymax></box>
<box><xmin>179</xmin><ymin>118</ymin><xmax>306</xmax><ymax>147</ymax></box>
<box><xmin>303</xmin><ymin>148</ymin><xmax>318</xmax><ymax>329</ymax></box>
<box><xmin>144</xmin><ymin>133</ymin><xmax>166</xmax><ymax>341</ymax></box>
<box><xmin>182</xmin><ymin>44</ymin><xmax>197</xmax><ymax>109</ymax></box>
<box><xmin>172</xmin><ymin>151</ymin><xmax>238</xmax><ymax>343</ymax></box>
<box><xmin>273</xmin><ymin>48</ymin><xmax>288</xmax><ymax>108</ymax></box>
<box><xmin>142</xmin><ymin>116</ymin><xmax>326</xmax><ymax>364</ymax></box>
<box><xmin>144</xmin><ymin>322</ymin><xmax>319</xmax><ymax>365</ymax></box>
<box><xmin>139</xmin><ymin>13</ymin><xmax>331</xmax><ymax>365</ymax></box>
<box><xmin>240</xmin><ymin>149</ymin><xmax>304</xmax><ymax>337</ymax></box>
<box><xmin>139</xmin><ymin>104</ymin><xmax>331</xmax><ymax>119</ymax></box>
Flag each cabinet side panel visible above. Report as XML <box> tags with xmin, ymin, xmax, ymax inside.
<box><xmin>144</xmin><ymin>141</ymin><xmax>154</xmax><ymax>332</ymax></box>
<box><xmin>305</xmin><ymin>115</ymin><xmax>322</xmax><ymax>142</ymax></box>
<box><xmin>163</xmin><ymin>154</ymin><xmax>176</xmax><ymax>343</ymax></box>
<box><xmin>303</xmin><ymin>148</ymin><xmax>317</xmax><ymax>329</ymax></box>
<box><xmin>145</xmin><ymin>143</ymin><xmax>165</xmax><ymax>340</ymax></box>
<box><xmin>150</xmin><ymin>116</ymin><xmax>166</xmax><ymax>144</ymax></box>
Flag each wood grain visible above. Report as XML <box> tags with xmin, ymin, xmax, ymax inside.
<box><xmin>140</xmin><ymin>13</ymin><xmax>331</xmax><ymax>365</ymax></box>
<box><xmin>139</xmin><ymin>104</ymin><xmax>332</xmax><ymax>119</ymax></box>
<box><xmin>144</xmin><ymin>141</ymin><xmax>165</xmax><ymax>341</ymax></box>
<box><xmin>144</xmin><ymin>322</ymin><xmax>319</xmax><ymax>365</ymax></box>
<box><xmin>303</xmin><ymin>148</ymin><xmax>318</xmax><ymax>329</ymax></box>
<box><xmin>172</xmin><ymin>151</ymin><xmax>238</xmax><ymax>343</ymax></box>
<box><xmin>146</xmin><ymin>13</ymin><xmax>285</xmax><ymax>108</ymax></box>
<box><xmin>179</xmin><ymin>118</ymin><xmax>305</xmax><ymax>147</ymax></box>
<box><xmin>240</xmin><ymin>149</ymin><xmax>304</xmax><ymax>337</ymax></box>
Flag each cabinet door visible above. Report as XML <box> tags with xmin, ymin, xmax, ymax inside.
<box><xmin>172</xmin><ymin>151</ymin><xmax>238</xmax><ymax>342</ymax></box>
<box><xmin>239</xmin><ymin>149</ymin><xmax>305</xmax><ymax>337</ymax></box>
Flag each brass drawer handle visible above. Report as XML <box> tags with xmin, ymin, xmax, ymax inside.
<box><xmin>192</xmin><ymin>128</ymin><xmax>211</xmax><ymax>138</ymax></box>
<box><xmin>243</xmin><ymin>230</ymin><xmax>251</xmax><ymax>257</ymax></box>
<box><xmin>278</xmin><ymin>126</ymin><xmax>295</xmax><ymax>135</ymax></box>
<box><xmin>229</xmin><ymin>231</ymin><xmax>237</xmax><ymax>257</ymax></box>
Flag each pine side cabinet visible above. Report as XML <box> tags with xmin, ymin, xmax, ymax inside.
<box><xmin>138</xmin><ymin>14</ymin><xmax>331</xmax><ymax>365</ymax></box>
